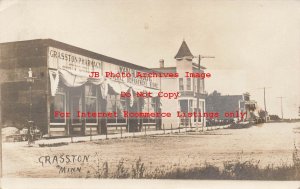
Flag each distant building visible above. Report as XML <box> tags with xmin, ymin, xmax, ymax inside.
<box><xmin>205</xmin><ymin>91</ymin><xmax>257</xmax><ymax>123</ymax></box>
<box><xmin>152</xmin><ymin>40</ymin><xmax>207</xmax><ymax>129</ymax></box>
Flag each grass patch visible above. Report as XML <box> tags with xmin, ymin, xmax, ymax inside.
<box><xmin>85</xmin><ymin>145</ymin><xmax>300</xmax><ymax>180</ymax></box>
<box><xmin>85</xmin><ymin>158</ymin><xmax>300</xmax><ymax>180</ymax></box>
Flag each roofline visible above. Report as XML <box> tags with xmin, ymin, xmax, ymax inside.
<box><xmin>0</xmin><ymin>38</ymin><xmax>157</xmax><ymax>73</ymax></box>
<box><xmin>207</xmin><ymin>94</ymin><xmax>243</xmax><ymax>97</ymax></box>
<box><xmin>174</xmin><ymin>40</ymin><xmax>193</xmax><ymax>59</ymax></box>
<box><xmin>192</xmin><ymin>63</ymin><xmax>206</xmax><ymax>69</ymax></box>
<box><xmin>152</xmin><ymin>67</ymin><xmax>176</xmax><ymax>69</ymax></box>
<box><xmin>0</xmin><ymin>38</ymin><xmax>45</xmax><ymax>45</ymax></box>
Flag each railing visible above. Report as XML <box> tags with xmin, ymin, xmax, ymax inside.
<box><xmin>15</xmin><ymin>123</ymin><xmax>232</xmax><ymax>145</ymax></box>
<box><xmin>179</xmin><ymin>91</ymin><xmax>207</xmax><ymax>98</ymax></box>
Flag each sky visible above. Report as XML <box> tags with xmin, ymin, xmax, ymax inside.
<box><xmin>0</xmin><ymin>0</ymin><xmax>299</xmax><ymax>118</ymax></box>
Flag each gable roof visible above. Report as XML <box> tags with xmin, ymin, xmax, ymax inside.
<box><xmin>174</xmin><ymin>40</ymin><xmax>193</xmax><ymax>59</ymax></box>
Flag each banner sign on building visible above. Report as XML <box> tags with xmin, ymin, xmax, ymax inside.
<box><xmin>103</xmin><ymin>63</ymin><xmax>160</xmax><ymax>90</ymax></box>
<box><xmin>48</xmin><ymin>47</ymin><xmax>159</xmax><ymax>90</ymax></box>
<box><xmin>48</xmin><ymin>47</ymin><xmax>102</xmax><ymax>76</ymax></box>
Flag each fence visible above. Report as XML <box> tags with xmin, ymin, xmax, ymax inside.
<box><xmin>87</xmin><ymin>123</ymin><xmax>230</xmax><ymax>141</ymax></box>
<box><xmin>33</xmin><ymin>123</ymin><xmax>231</xmax><ymax>145</ymax></box>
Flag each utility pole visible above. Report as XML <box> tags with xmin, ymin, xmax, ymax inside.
<box><xmin>277</xmin><ymin>96</ymin><xmax>285</xmax><ymax>120</ymax></box>
<box><xmin>194</xmin><ymin>55</ymin><xmax>214</xmax><ymax>131</ymax></box>
<box><xmin>258</xmin><ymin>87</ymin><xmax>271</xmax><ymax>122</ymax></box>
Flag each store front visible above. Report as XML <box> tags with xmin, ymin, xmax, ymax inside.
<box><xmin>47</xmin><ymin>46</ymin><xmax>161</xmax><ymax>137</ymax></box>
<box><xmin>0</xmin><ymin>39</ymin><xmax>161</xmax><ymax>137</ymax></box>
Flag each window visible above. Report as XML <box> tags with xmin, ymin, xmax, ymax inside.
<box><xmin>107</xmin><ymin>94</ymin><xmax>127</xmax><ymax>124</ymax></box>
<box><xmin>179</xmin><ymin>78</ymin><xmax>184</xmax><ymax>91</ymax></box>
<box><xmin>194</xmin><ymin>108</ymin><xmax>197</xmax><ymax>122</ymax></box>
<box><xmin>179</xmin><ymin>100</ymin><xmax>189</xmax><ymax>126</ymax></box>
<box><xmin>195</xmin><ymin>79</ymin><xmax>200</xmax><ymax>93</ymax></box>
<box><xmin>187</xmin><ymin>78</ymin><xmax>191</xmax><ymax>90</ymax></box>
<box><xmin>193</xmin><ymin>79</ymin><xmax>204</xmax><ymax>93</ymax></box>
<box><xmin>189</xmin><ymin>100</ymin><xmax>193</xmax><ymax>112</ymax></box>
<box><xmin>179</xmin><ymin>100</ymin><xmax>188</xmax><ymax>112</ymax></box>
<box><xmin>193</xmin><ymin>78</ymin><xmax>196</xmax><ymax>93</ymax></box>
<box><xmin>71</xmin><ymin>96</ymin><xmax>82</xmax><ymax>124</ymax></box>
<box><xmin>199</xmin><ymin>101</ymin><xmax>204</xmax><ymax>122</ymax></box>
<box><xmin>142</xmin><ymin>97</ymin><xmax>157</xmax><ymax>124</ymax></box>
<box><xmin>198</xmin><ymin>108</ymin><xmax>202</xmax><ymax>122</ymax></box>
<box><xmin>85</xmin><ymin>84</ymin><xmax>97</xmax><ymax>124</ymax></box>
<box><xmin>200</xmin><ymin>79</ymin><xmax>204</xmax><ymax>93</ymax></box>
<box><xmin>193</xmin><ymin>108</ymin><xmax>202</xmax><ymax>122</ymax></box>
<box><xmin>50</xmin><ymin>87</ymin><xmax>66</xmax><ymax>124</ymax></box>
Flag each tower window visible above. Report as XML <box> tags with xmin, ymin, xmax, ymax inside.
<box><xmin>179</xmin><ymin>78</ymin><xmax>184</xmax><ymax>91</ymax></box>
<box><xmin>187</xmin><ymin>78</ymin><xmax>191</xmax><ymax>90</ymax></box>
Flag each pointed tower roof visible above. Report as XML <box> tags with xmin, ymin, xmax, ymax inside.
<box><xmin>174</xmin><ymin>40</ymin><xmax>193</xmax><ymax>59</ymax></box>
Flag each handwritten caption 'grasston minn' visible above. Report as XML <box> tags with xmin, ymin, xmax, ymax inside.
<box><xmin>38</xmin><ymin>154</ymin><xmax>90</xmax><ymax>174</ymax></box>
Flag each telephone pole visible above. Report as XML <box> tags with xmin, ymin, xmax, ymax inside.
<box><xmin>258</xmin><ymin>87</ymin><xmax>271</xmax><ymax>122</ymax></box>
<box><xmin>277</xmin><ymin>96</ymin><xmax>285</xmax><ymax>120</ymax></box>
<box><xmin>194</xmin><ymin>55</ymin><xmax>215</xmax><ymax>131</ymax></box>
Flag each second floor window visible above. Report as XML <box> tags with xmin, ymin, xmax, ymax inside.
<box><xmin>200</xmin><ymin>79</ymin><xmax>204</xmax><ymax>93</ymax></box>
<box><xmin>187</xmin><ymin>78</ymin><xmax>191</xmax><ymax>90</ymax></box>
<box><xmin>179</xmin><ymin>78</ymin><xmax>184</xmax><ymax>91</ymax></box>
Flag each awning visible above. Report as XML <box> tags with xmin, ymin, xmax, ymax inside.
<box><xmin>49</xmin><ymin>69</ymin><xmax>159</xmax><ymax>98</ymax></box>
<box><xmin>49</xmin><ymin>69</ymin><xmax>105</xmax><ymax>96</ymax></box>
<box><xmin>106</xmin><ymin>79</ymin><xmax>130</xmax><ymax>94</ymax></box>
<box><xmin>146</xmin><ymin>88</ymin><xmax>160</xmax><ymax>97</ymax></box>
<box><xmin>59</xmin><ymin>69</ymin><xmax>88</xmax><ymax>87</ymax></box>
<box><xmin>125</xmin><ymin>82</ymin><xmax>159</xmax><ymax>97</ymax></box>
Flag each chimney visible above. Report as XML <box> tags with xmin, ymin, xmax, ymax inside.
<box><xmin>159</xmin><ymin>59</ymin><xmax>164</xmax><ymax>68</ymax></box>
